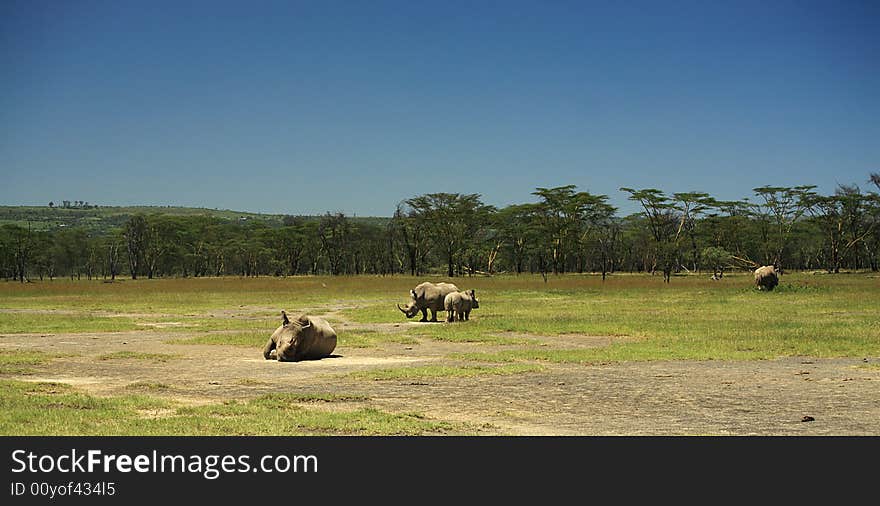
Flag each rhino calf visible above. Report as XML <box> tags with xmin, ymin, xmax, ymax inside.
<box><xmin>444</xmin><ymin>289</ymin><xmax>479</xmax><ymax>322</ymax></box>
<box><xmin>263</xmin><ymin>311</ymin><xmax>337</xmax><ymax>362</ymax></box>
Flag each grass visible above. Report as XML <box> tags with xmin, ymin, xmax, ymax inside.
<box><xmin>348</xmin><ymin>364</ymin><xmax>546</xmax><ymax>381</ymax></box>
<box><xmin>0</xmin><ymin>380</ymin><xmax>467</xmax><ymax>435</ymax></box>
<box><xmin>0</xmin><ymin>312</ymin><xmax>140</xmax><ymax>333</ymax></box>
<box><xmin>166</xmin><ymin>330</ymin><xmax>269</xmax><ymax>347</ymax></box>
<box><xmin>337</xmin><ymin>329</ymin><xmax>418</xmax><ymax>348</ymax></box>
<box><xmin>1</xmin><ymin>272</ymin><xmax>878</xmax><ymax>361</ymax></box>
<box><xmin>97</xmin><ymin>351</ymin><xmax>181</xmax><ymax>362</ymax></box>
<box><xmin>125</xmin><ymin>381</ymin><xmax>174</xmax><ymax>391</ymax></box>
<box><xmin>0</xmin><ymin>349</ymin><xmax>53</xmax><ymax>374</ymax></box>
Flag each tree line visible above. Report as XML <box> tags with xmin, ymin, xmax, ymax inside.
<box><xmin>2</xmin><ymin>174</ymin><xmax>879</xmax><ymax>282</ymax></box>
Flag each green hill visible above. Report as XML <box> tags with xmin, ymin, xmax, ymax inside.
<box><xmin>0</xmin><ymin>205</ymin><xmax>389</xmax><ymax>234</ymax></box>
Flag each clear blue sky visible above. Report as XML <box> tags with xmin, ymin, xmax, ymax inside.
<box><xmin>1</xmin><ymin>0</ymin><xmax>878</xmax><ymax>216</ymax></box>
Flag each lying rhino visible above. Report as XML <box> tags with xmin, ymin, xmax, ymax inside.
<box><xmin>444</xmin><ymin>289</ymin><xmax>479</xmax><ymax>322</ymax></box>
<box><xmin>397</xmin><ymin>281</ymin><xmax>459</xmax><ymax>322</ymax></box>
<box><xmin>263</xmin><ymin>311</ymin><xmax>337</xmax><ymax>362</ymax></box>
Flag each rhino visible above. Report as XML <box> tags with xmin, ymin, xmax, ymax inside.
<box><xmin>397</xmin><ymin>281</ymin><xmax>459</xmax><ymax>322</ymax></box>
<box><xmin>263</xmin><ymin>311</ymin><xmax>337</xmax><ymax>362</ymax></box>
<box><xmin>754</xmin><ymin>265</ymin><xmax>779</xmax><ymax>291</ymax></box>
<box><xmin>444</xmin><ymin>289</ymin><xmax>479</xmax><ymax>322</ymax></box>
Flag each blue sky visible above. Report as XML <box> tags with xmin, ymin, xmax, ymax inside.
<box><xmin>1</xmin><ymin>0</ymin><xmax>878</xmax><ymax>216</ymax></box>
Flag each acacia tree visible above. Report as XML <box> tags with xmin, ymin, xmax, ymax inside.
<box><xmin>672</xmin><ymin>192</ymin><xmax>712</xmax><ymax>272</ymax></box>
<box><xmin>582</xmin><ymin>198</ymin><xmax>619</xmax><ymax>281</ymax></box>
<box><xmin>318</xmin><ymin>212</ymin><xmax>350</xmax><ymax>275</ymax></box>
<box><xmin>619</xmin><ymin>188</ymin><xmax>680</xmax><ymax>282</ymax></box>
<box><xmin>807</xmin><ymin>185</ymin><xmax>880</xmax><ymax>272</ymax></box>
<box><xmin>495</xmin><ymin>204</ymin><xmax>541</xmax><ymax>274</ymax></box>
<box><xmin>532</xmin><ymin>185</ymin><xmax>583</xmax><ymax>274</ymax></box>
<box><xmin>405</xmin><ymin>193</ymin><xmax>492</xmax><ymax>277</ymax></box>
<box><xmin>2</xmin><ymin>224</ymin><xmax>34</xmax><ymax>283</ymax></box>
<box><xmin>123</xmin><ymin>215</ymin><xmax>147</xmax><ymax>279</ymax></box>
<box><xmin>749</xmin><ymin>185</ymin><xmax>816</xmax><ymax>269</ymax></box>
<box><xmin>390</xmin><ymin>203</ymin><xmax>432</xmax><ymax>276</ymax></box>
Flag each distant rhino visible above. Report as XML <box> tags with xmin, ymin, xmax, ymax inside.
<box><xmin>754</xmin><ymin>265</ymin><xmax>779</xmax><ymax>291</ymax></box>
<box><xmin>444</xmin><ymin>289</ymin><xmax>479</xmax><ymax>322</ymax></box>
<box><xmin>397</xmin><ymin>281</ymin><xmax>459</xmax><ymax>322</ymax></box>
<box><xmin>263</xmin><ymin>311</ymin><xmax>337</xmax><ymax>362</ymax></box>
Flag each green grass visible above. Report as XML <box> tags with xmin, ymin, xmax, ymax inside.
<box><xmin>0</xmin><ymin>380</ymin><xmax>467</xmax><ymax>435</ymax></box>
<box><xmin>97</xmin><ymin>351</ymin><xmax>181</xmax><ymax>362</ymax></box>
<box><xmin>0</xmin><ymin>312</ymin><xmax>140</xmax><ymax>333</ymax></box>
<box><xmin>0</xmin><ymin>349</ymin><xmax>53</xmax><ymax>374</ymax></box>
<box><xmin>337</xmin><ymin>329</ymin><xmax>418</xmax><ymax>348</ymax></box>
<box><xmin>348</xmin><ymin>364</ymin><xmax>546</xmax><ymax>381</ymax></box>
<box><xmin>2</xmin><ymin>273</ymin><xmax>879</xmax><ymax>361</ymax></box>
<box><xmin>125</xmin><ymin>381</ymin><xmax>174</xmax><ymax>391</ymax></box>
<box><xmin>250</xmin><ymin>392</ymin><xmax>369</xmax><ymax>404</ymax></box>
<box><xmin>166</xmin><ymin>330</ymin><xmax>269</xmax><ymax>347</ymax></box>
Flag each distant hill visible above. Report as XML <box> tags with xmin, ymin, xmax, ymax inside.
<box><xmin>0</xmin><ymin>205</ymin><xmax>390</xmax><ymax>234</ymax></box>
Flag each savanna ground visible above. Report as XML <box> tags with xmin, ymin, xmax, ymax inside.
<box><xmin>0</xmin><ymin>273</ymin><xmax>878</xmax><ymax>435</ymax></box>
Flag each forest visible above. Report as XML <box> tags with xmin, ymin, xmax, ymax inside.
<box><xmin>2</xmin><ymin>175</ymin><xmax>879</xmax><ymax>282</ymax></box>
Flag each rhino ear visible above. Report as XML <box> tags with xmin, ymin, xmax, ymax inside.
<box><xmin>297</xmin><ymin>315</ymin><xmax>311</xmax><ymax>329</ymax></box>
<box><xmin>281</xmin><ymin>311</ymin><xmax>290</xmax><ymax>327</ymax></box>
<box><xmin>410</xmin><ymin>289</ymin><xmax>416</xmax><ymax>298</ymax></box>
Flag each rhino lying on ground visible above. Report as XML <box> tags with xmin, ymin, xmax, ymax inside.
<box><xmin>397</xmin><ymin>281</ymin><xmax>459</xmax><ymax>322</ymax></box>
<box><xmin>444</xmin><ymin>289</ymin><xmax>479</xmax><ymax>322</ymax></box>
<box><xmin>754</xmin><ymin>265</ymin><xmax>779</xmax><ymax>291</ymax></box>
<box><xmin>263</xmin><ymin>311</ymin><xmax>337</xmax><ymax>362</ymax></box>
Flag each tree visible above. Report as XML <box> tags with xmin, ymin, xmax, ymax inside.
<box><xmin>671</xmin><ymin>192</ymin><xmax>712</xmax><ymax>272</ymax></box>
<box><xmin>749</xmin><ymin>185</ymin><xmax>816</xmax><ymax>269</ymax></box>
<box><xmin>532</xmin><ymin>185</ymin><xmax>583</xmax><ymax>274</ymax></box>
<box><xmin>807</xmin><ymin>185</ymin><xmax>880</xmax><ymax>272</ymax></box>
<box><xmin>701</xmin><ymin>246</ymin><xmax>732</xmax><ymax>279</ymax></box>
<box><xmin>1</xmin><ymin>224</ymin><xmax>34</xmax><ymax>282</ymax></box>
<box><xmin>391</xmin><ymin>203</ymin><xmax>432</xmax><ymax>276</ymax></box>
<box><xmin>495</xmin><ymin>204</ymin><xmax>541</xmax><ymax>275</ymax></box>
<box><xmin>405</xmin><ymin>193</ymin><xmax>492</xmax><ymax>277</ymax></box>
<box><xmin>619</xmin><ymin>188</ymin><xmax>680</xmax><ymax>282</ymax></box>
<box><xmin>123</xmin><ymin>215</ymin><xmax>147</xmax><ymax>279</ymax></box>
<box><xmin>318</xmin><ymin>212</ymin><xmax>350</xmax><ymax>275</ymax></box>
<box><xmin>582</xmin><ymin>198</ymin><xmax>619</xmax><ymax>281</ymax></box>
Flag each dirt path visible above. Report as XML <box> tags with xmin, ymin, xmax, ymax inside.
<box><xmin>3</xmin><ymin>316</ymin><xmax>879</xmax><ymax>435</ymax></box>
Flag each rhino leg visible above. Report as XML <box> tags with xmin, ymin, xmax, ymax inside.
<box><xmin>463</xmin><ymin>310</ymin><xmax>469</xmax><ymax>321</ymax></box>
<box><xmin>419</xmin><ymin>307</ymin><xmax>428</xmax><ymax>322</ymax></box>
<box><xmin>263</xmin><ymin>337</ymin><xmax>276</xmax><ymax>360</ymax></box>
<box><xmin>430</xmin><ymin>309</ymin><xmax>438</xmax><ymax>322</ymax></box>
<box><xmin>447</xmin><ymin>310</ymin><xmax>455</xmax><ymax>323</ymax></box>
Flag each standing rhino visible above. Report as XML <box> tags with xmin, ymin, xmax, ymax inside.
<box><xmin>263</xmin><ymin>311</ymin><xmax>337</xmax><ymax>362</ymax></box>
<box><xmin>444</xmin><ymin>289</ymin><xmax>479</xmax><ymax>322</ymax></box>
<box><xmin>754</xmin><ymin>265</ymin><xmax>779</xmax><ymax>291</ymax></box>
<box><xmin>397</xmin><ymin>281</ymin><xmax>459</xmax><ymax>322</ymax></box>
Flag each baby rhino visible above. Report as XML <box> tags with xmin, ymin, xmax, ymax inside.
<box><xmin>444</xmin><ymin>290</ymin><xmax>479</xmax><ymax>322</ymax></box>
<box><xmin>263</xmin><ymin>311</ymin><xmax>337</xmax><ymax>362</ymax></box>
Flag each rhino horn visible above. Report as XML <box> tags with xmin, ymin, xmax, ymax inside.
<box><xmin>397</xmin><ymin>303</ymin><xmax>408</xmax><ymax>314</ymax></box>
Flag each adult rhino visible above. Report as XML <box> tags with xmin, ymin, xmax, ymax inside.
<box><xmin>263</xmin><ymin>311</ymin><xmax>337</xmax><ymax>362</ymax></box>
<box><xmin>754</xmin><ymin>265</ymin><xmax>779</xmax><ymax>291</ymax></box>
<box><xmin>397</xmin><ymin>281</ymin><xmax>459</xmax><ymax>322</ymax></box>
<box><xmin>444</xmin><ymin>289</ymin><xmax>479</xmax><ymax>322</ymax></box>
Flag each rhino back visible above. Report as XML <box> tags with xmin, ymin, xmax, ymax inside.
<box><xmin>415</xmin><ymin>282</ymin><xmax>459</xmax><ymax>310</ymax></box>
<box><xmin>299</xmin><ymin>316</ymin><xmax>337</xmax><ymax>360</ymax></box>
<box><xmin>444</xmin><ymin>291</ymin><xmax>462</xmax><ymax>311</ymax></box>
